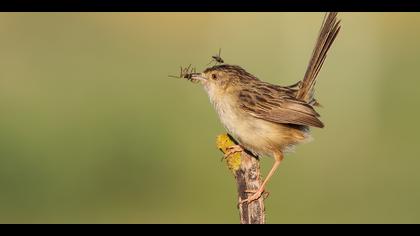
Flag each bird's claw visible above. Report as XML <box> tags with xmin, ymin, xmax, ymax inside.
<box><xmin>221</xmin><ymin>145</ymin><xmax>243</xmax><ymax>161</ymax></box>
<box><xmin>237</xmin><ymin>189</ymin><xmax>269</xmax><ymax>207</ymax></box>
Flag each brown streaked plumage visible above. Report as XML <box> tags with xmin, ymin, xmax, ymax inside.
<box><xmin>181</xmin><ymin>12</ymin><xmax>341</xmax><ymax>203</ymax></box>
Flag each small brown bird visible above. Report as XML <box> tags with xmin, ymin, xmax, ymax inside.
<box><xmin>185</xmin><ymin>13</ymin><xmax>341</xmax><ymax>203</ymax></box>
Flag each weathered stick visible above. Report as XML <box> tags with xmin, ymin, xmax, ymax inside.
<box><xmin>216</xmin><ymin>134</ymin><xmax>265</xmax><ymax>224</ymax></box>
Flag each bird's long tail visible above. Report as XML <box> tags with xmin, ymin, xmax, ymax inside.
<box><xmin>296</xmin><ymin>12</ymin><xmax>341</xmax><ymax>103</ymax></box>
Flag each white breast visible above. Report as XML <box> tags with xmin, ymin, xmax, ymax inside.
<box><xmin>204</xmin><ymin>84</ymin><xmax>241</xmax><ymax>136</ymax></box>
<box><xmin>204</xmin><ymin>84</ymin><xmax>279</xmax><ymax>156</ymax></box>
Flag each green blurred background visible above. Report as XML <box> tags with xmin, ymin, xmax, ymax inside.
<box><xmin>0</xmin><ymin>13</ymin><xmax>419</xmax><ymax>223</ymax></box>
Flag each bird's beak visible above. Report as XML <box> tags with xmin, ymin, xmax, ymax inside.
<box><xmin>189</xmin><ymin>73</ymin><xmax>207</xmax><ymax>84</ymax></box>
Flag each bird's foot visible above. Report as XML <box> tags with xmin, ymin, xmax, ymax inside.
<box><xmin>221</xmin><ymin>144</ymin><xmax>244</xmax><ymax>161</ymax></box>
<box><xmin>239</xmin><ymin>188</ymin><xmax>269</xmax><ymax>205</ymax></box>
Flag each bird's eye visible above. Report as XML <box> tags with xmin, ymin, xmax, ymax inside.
<box><xmin>212</xmin><ymin>74</ymin><xmax>217</xmax><ymax>79</ymax></box>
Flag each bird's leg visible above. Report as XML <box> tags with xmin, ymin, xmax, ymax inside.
<box><xmin>240</xmin><ymin>151</ymin><xmax>283</xmax><ymax>204</ymax></box>
<box><xmin>223</xmin><ymin>145</ymin><xmax>244</xmax><ymax>159</ymax></box>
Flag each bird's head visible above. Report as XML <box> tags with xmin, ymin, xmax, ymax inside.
<box><xmin>190</xmin><ymin>65</ymin><xmax>259</xmax><ymax>94</ymax></box>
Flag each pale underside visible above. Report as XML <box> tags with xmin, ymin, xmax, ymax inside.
<box><xmin>206</xmin><ymin>84</ymin><xmax>312</xmax><ymax>157</ymax></box>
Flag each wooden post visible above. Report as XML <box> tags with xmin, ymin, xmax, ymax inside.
<box><xmin>216</xmin><ymin>134</ymin><xmax>266</xmax><ymax>224</ymax></box>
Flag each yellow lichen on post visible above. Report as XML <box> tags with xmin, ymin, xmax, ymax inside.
<box><xmin>216</xmin><ymin>133</ymin><xmax>265</xmax><ymax>224</ymax></box>
<box><xmin>216</xmin><ymin>134</ymin><xmax>241</xmax><ymax>173</ymax></box>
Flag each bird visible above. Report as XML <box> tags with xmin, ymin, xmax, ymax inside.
<box><xmin>184</xmin><ymin>12</ymin><xmax>341</xmax><ymax>203</ymax></box>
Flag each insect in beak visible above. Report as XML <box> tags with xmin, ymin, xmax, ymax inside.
<box><xmin>168</xmin><ymin>65</ymin><xmax>205</xmax><ymax>84</ymax></box>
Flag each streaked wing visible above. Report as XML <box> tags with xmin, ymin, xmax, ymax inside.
<box><xmin>238</xmin><ymin>85</ymin><xmax>324</xmax><ymax>128</ymax></box>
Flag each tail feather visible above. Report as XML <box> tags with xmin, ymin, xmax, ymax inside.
<box><xmin>297</xmin><ymin>12</ymin><xmax>341</xmax><ymax>103</ymax></box>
